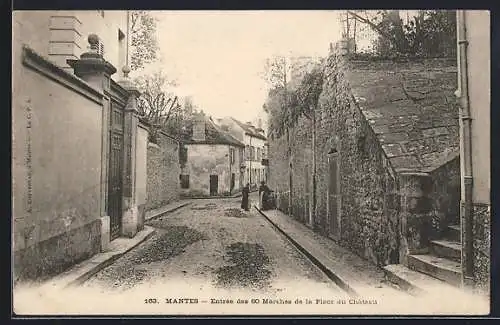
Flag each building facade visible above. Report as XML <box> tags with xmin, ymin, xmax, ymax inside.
<box><xmin>217</xmin><ymin>117</ymin><xmax>268</xmax><ymax>190</ymax></box>
<box><xmin>12</xmin><ymin>10</ymin><xmax>148</xmax><ymax>283</ymax></box>
<box><xmin>13</xmin><ymin>10</ymin><xmax>130</xmax><ymax>77</ymax></box>
<box><xmin>180</xmin><ymin>114</ymin><xmax>245</xmax><ymax>197</ymax></box>
<box><xmin>456</xmin><ymin>10</ymin><xmax>490</xmax><ymax>293</ymax></box>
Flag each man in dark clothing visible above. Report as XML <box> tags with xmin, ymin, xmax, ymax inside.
<box><xmin>259</xmin><ymin>181</ymin><xmax>270</xmax><ymax>209</ymax></box>
<box><xmin>241</xmin><ymin>183</ymin><xmax>250</xmax><ymax>211</ymax></box>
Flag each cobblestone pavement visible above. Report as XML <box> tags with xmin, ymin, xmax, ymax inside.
<box><xmin>83</xmin><ymin>197</ymin><xmax>341</xmax><ymax>297</ymax></box>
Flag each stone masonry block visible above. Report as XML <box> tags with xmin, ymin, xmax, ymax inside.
<box><xmin>100</xmin><ymin>215</ymin><xmax>110</xmax><ymax>252</ymax></box>
<box><xmin>382</xmin><ymin>143</ymin><xmax>405</xmax><ymax>157</ymax></box>
<box><xmin>49</xmin><ymin>16</ymin><xmax>82</xmax><ymax>31</ymax></box>
<box><xmin>422</xmin><ymin>127</ymin><xmax>449</xmax><ymax>138</ymax></box>
<box><xmin>122</xmin><ymin>205</ymin><xmax>139</xmax><ymax>238</ymax></box>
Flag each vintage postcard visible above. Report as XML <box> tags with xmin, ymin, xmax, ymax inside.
<box><xmin>12</xmin><ymin>10</ymin><xmax>491</xmax><ymax>316</ymax></box>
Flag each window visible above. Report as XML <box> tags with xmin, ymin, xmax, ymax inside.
<box><xmin>245</xmin><ymin>145</ymin><xmax>250</xmax><ymax>160</ymax></box>
<box><xmin>179</xmin><ymin>146</ymin><xmax>188</xmax><ymax>166</ymax></box>
<box><xmin>180</xmin><ymin>174</ymin><xmax>190</xmax><ymax>189</ymax></box>
<box><xmin>230</xmin><ymin>148</ymin><xmax>235</xmax><ymax>164</ymax></box>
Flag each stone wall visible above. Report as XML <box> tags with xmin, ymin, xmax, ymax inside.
<box><xmin>317</xmin><ymin>51</ymin><xmax>400</xmax><ymax>266</ymax></box>
<box><xmin>290</xmin><ymin>116</ymin><xmax>313</xmax><ymax>225</ymax></box>
<box><xmin>472</xmin><ymin>203</ymin><xmax>490</xmax><ymax>294</ymax></box>
<box><xmin>428</xmin><ymin>156</ymin><xmax>461</xmax><ymax>237</ymax></box>
<box><xmin>268</xmin><ymin>49</ymin><xmax>400</xmax><ymax>266</ymax></box>
<box><xmin>146</xmin><ymin>132</ymin><xmax>181</xmax><ymax>210</ymax></box>
<box><xmin>267</xmin><ymin>133</ymin><xmax>290</xmax><ymax>213</ymax></box>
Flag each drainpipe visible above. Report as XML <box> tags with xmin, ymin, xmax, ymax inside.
<box><xmin>456</xmin><ymin>10</ymin><xmax>474</xmax><ymax>284</ymax></box>
<box><xmin>249</xmin><ymin>136</ymin><xmax>252</xmax><ymax>187</ymax></box>
<box><xmin>229</xmin><ymin>145</ymin><xmax>232</xmax><ymax>196</ymax></box>
<box><xmin>126</xmin><ymin>10</ymin><xmax>130</xmax><ymax>68</ymax></box>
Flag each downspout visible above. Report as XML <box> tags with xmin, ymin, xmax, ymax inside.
<box><xmin>456</xmin><ymin>10</ymin><xmax>474</xmax><ymax>284</ymax></box>
<box><xmin>229</xmin><ymin>145</ymin><xmax>232</xmax><ymax>196</ymax></box>
<box><xmin>249</xmin><ymin>136</ymin><xmax>252</xmax><ymax>187</ymax></box>
<box><xmin>126</xmin><ymin>10</ymin><xmax>130</xmax><ymax>68</ymax></box>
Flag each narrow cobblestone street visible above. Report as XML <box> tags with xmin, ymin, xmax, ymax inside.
<box><xmin>83</xmin><ymin>196</ymin><xmax>342</xmax><ymax>298</ymax></box>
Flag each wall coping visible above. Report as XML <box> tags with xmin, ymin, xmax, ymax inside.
<box><xmin>147</xmin><ymin>142</ymin><xmax>160</xmax><ymax>149</ymax></box>
<box><xmin>21</xmin><ymin>45</ymin><xmax>103</xmax><ymax>105</ymax></box>
<box><xmin>110</xmin><ymin>79</ymin><xmax>130</xmax><ymax>102</ymax></box>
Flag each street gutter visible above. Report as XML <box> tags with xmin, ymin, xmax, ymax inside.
<box><xmin>253</xmin><ymin>205</ymin><xmax>358</xmax><ymax>296</ymax></box>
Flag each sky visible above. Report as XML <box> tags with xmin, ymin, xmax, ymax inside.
<box><xmin>147</xmin><ymin>11</ymin><xmax>342</xmax><ymax>125</ymax></box>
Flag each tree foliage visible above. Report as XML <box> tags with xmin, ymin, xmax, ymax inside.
<box><xmin>134</xmin><ymin>71</ymin><xmax>182</xmax><ymax>141</ymax></box>
<box><xmin>346</xmin><ymin>10</ymin><xmax>456</xmax><ymax>57</ymax></box>
<box><xmin>263</xmin><ymin>57</ymin><xmax>324</xmax><ymax>139</ymax></box>
<box><xmin>130</xmin><ymin>11</ymin><xmax>160</xmax><ymax>71</ymax></box>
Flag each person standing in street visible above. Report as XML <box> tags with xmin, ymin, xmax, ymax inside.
<box><xmin>258</xmin><ymin>181</ymin><xmax>269</xmax><ymax>209</ymax></box>
<box><xmin>241</xmin><ymin>183</ymin><xmax>250</xmax><ymax>211</ymax></box>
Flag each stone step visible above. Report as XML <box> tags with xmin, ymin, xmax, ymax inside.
<box><xmin>383</xmin><ymin>264</ymin><xmax>463</xmax><ymax>296</ymax></box>
<box><xmin>445</xmin><ymin>224</ymin><xmax>461</xmax><ymax>242</ymax></box>
<box><xmin>430</xmin><ymin>239</ymin><xmax>461</xmax><ymax>262</ymax></box>
<box><xmin>407</xmin><ymin>254</ymin><xmax>462</xmax><ymax>287</ymax></box>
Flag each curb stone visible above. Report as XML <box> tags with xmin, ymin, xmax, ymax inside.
<box><xmin>34</xmin><ymin>226</ymin><xmax>157</xmax><ymax>290</ymax></box>
<box><xmin>253</xmin><ymin>205</ymin><xmax>359</xmax><ymax>296</ymax></box>
<box><xmin>145</xmin><ymin>202</ymin><xmax>192</xmax><ymax>222</ymax></box>
<box><xmin>67</xmin><ymin>226</ymin><xmax>156</xmax><ymax>287</ymax></box>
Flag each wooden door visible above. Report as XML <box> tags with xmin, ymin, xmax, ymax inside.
<box><xmin>328</xmin><ymin>152</ymin><xmax>340</xmax><ymax>238</ymax></box>
<box><xmin>210</xmin><ymin>175</ymin><xmax>218</xmax><ymax>196</ymax></box>
<box><xmin>107</xmin><ymin>103</ymin><xmax>124</xmax><ymax>240</ymax></box>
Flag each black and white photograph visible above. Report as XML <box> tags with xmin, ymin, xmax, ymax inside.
<box><xmin>11</xmin><ymin>9</ymin><xmax>491</xmax><ymax>315</ymax></box>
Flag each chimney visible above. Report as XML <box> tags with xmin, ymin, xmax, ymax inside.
<box><xmin>337</xmin><ymin>37</ymin><xmax>356</xmax><ymax>56</ymax></box>
<box><xmin>192</xmin><ymin>114</ymin><xmax>206</xmax><ymax>141</ymax></box>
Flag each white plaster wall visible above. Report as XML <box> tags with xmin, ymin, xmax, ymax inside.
<box><xmin>135</xmin><ymin>126</ymin><xmax>148</xmax><ymax>206</ymax></box>
<box><xmin>465</xmin><ymin>10</ymin><xmax>490</xmax><ymax>204</ymax></box>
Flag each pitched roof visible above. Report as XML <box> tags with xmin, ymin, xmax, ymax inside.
<box><xmin>231</xmin><ymin>118</ymin><xmax>267</xmax><ymax>141</ymax></box>
<box><xmin>346</xmin><ymin>58</ymin><xmax>460</xmax><ymax>173</ymax></box>
<box><xmin>182</xmin><ymin>116</ymin><xmax>245</xmax><ymax>147</ymax></box>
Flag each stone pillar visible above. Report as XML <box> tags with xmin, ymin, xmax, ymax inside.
<box><xmin>67</xmin><ymin>34</ymin><xmax>117</xmax><ymax>251</ymax></box>
<box><xmin>118</xmin><ymin>66</ymin><xmax>142</xmax><ymax>238</ymax></box>
<box><xmin>398</xmin><ymin>172</ymin><xmax>433</xmax><ymax>266</ymax></box>
<box><xmin>67</xmin><ymin>34</ymin><xmax>117</xmax><ymax>93</ymax></box>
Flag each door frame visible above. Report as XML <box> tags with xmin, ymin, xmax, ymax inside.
<box><xmin>327</xmin><ymin>149</ymin><xmax>341</xmax><ymax>240</ymax></box>
<box><xmin>209</xmin><ymin>174</ymin><xmax>218</xmax><ymax>196</ymax></box>
<box><xmin>107</xmin><ymin>101</ymin><xmax>125</xmax><ymax>240</ymax></box>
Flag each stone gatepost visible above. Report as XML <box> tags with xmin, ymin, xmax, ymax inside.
<box><xmin>118</xmin><ymin>66</ymin><xmax>142</xmax><ymax>238</ymax></box>
<box><xmin>67</xmin><ymin>34</ymin><xmax>117</xmax><ymax>251</ymax></box>
<box><xmin>398</xmin><ymin>172</ymin><xmax>433</xmax><ymax>266</ymax></box>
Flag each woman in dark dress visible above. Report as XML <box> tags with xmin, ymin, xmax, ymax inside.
<box><xmin>241</xmin><ymin>183</ymin><xmax>250</xmax><ymax>211</ymax></box>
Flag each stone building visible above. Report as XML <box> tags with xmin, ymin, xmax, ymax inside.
<box><xmin>12</xmin><ymin>11</ymin><xmax>149</xmax><ymax>283</ymax></box>
<box><xmin>217</xmin><ymin>117</ymin><xmax>268</xmax><ymax>190</ymax></box>
<box><xmin>268</xmin><ymin>41</ymin><xmax>472</xmax><ymax>289</ymax></box>
<box><xmin>179</xmin><ymin>114</ymin><xmax>245</xmax><ymax>197</ymax></box>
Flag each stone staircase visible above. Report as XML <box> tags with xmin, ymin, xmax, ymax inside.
<box><xmin>384</xmin><ymin>224</ymin><xmax>463</xmax><ymax>294</ymax></box>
